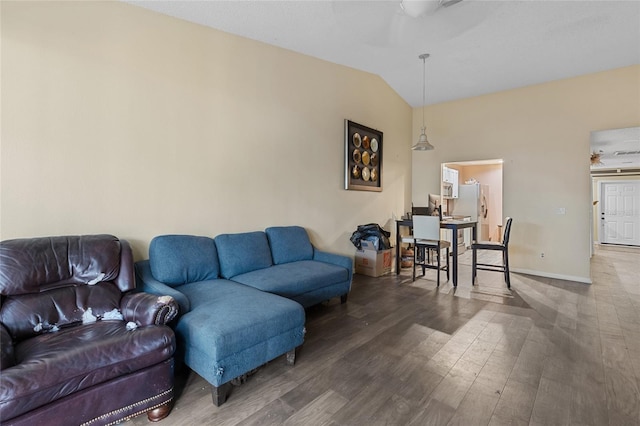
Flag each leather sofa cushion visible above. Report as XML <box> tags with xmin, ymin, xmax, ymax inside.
<box><xmin>265</xmin><ymin>226</ymin><xmax>313</xmax><ymax>265</ymax></box>
<box><xmin>150</xmin><ymin>235</ymin><xmax>219</xmax><ymax>285</ymax></box>
<box><xmin>0</xmin><ymin>321</ymin><xmax>175</xmax><ymax>421</ymax></box>
<box><xmin>0</xmin><ymin>235</ymin><xmax>121</xmax><ymax>295</ymax></box>
<box><xmin>0</xmin><ymin>282</ymin><xmax>121</xmax><ymax>341</ymax></box>
<box><xmin>0</xmin><ymin>325</ymin><xmax>15</xmax><ymax>370</ymax></box>
<box><xmin>231</xmin><ymin>260</ymin><xmax>349</xmax><ymax>298</ymax></box>
<box><xmin>215</xmin><ymin>232</ymin><xmax>273</xmax><ymax>279</ymax></box>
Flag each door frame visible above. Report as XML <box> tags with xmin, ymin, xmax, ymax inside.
<box><xmin>441</xmin><ymin>159</ymin><xmax>503</xmax><ymax>244</ymax></box>
<box><xmin>597</xmin><ymin>179</ymin><xmax>640</xmax><ymax>246</ymax></box>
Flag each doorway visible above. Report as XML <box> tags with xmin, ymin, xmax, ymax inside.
<box><xmin>599</xmin><ymin>180</ymin><xmax>640</xmax><ymax>246</ymax></box>
<box><xmin>441</xmin><ymin>159</ymin><xmax>503</xmax><ymax>245</ymax></box>
<box><xmin>589</xmin><ymin>127</ymin><xmax>640</xmax><ymax>249</ymax></box>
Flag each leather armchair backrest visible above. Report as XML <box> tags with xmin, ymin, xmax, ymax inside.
<box><xmin>1</xmin><ymin>282</ymin><xmax>123</xmax><ymax>341</ymax></box>
<box><xmin>0</xmin><ymin>235</ymin><xmax>129</xmax><ymax>294</ymax></box>
<box><xmin>0</xmin><ymin>235</ymin><xmax>134</xmax><ymax>342</ymax></box>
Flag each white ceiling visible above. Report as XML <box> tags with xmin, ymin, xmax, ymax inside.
<box><xmin>126</xmin><ymin>0</ymin><xmax>640</xmax><ymax>107</ymax></box>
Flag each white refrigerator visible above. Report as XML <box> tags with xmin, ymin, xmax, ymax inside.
<box><xmin>455</xmin><ymin>184</ymin><xmax>491</xmax><ymax>243</ymax></box>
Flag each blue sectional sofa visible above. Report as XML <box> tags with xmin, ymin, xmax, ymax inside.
<box><xmin>135</xmin><ymin>226</ymin><xmax>353</xmax><ymax>406</ymax></box>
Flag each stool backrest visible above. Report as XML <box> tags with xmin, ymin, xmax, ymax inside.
<box><xmin>413</xmin><ymin>215</ymin><xmax>441</xmax><ymax>241</ymax></box>
<box><xmin>503</xmin><ymin>217</ymin><xmax>513</xmax><ymax>247</ymax></box>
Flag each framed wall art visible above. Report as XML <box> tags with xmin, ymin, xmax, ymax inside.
<box><xmin>344</xmin><ymin>120</ymin><xmax>383</xmax><ymax>192</ymax></box>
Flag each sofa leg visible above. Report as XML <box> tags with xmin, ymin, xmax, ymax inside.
<box><xmin>340</xmin><ymin>294</ymin><xmax>348</xmax><ymax>304</ymax></box>
<box><xmin>147</xmin><ymin>401</ymin><xmax>172</xmax><ymax>422</ymax></box>
<box><xmin>286</xmin><ymin>348</ymin><xmax>297</xmax><ymax>366</ymax></box>
<box><xmin>211</xmin><ymin>382</ymin><xmax>233</xmax><ymax>407</ymax></box>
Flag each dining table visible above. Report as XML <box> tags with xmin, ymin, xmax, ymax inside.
<box><xmin>395</xmin><ymin>218</ymin><xmax>478</xmax><ymax>287</ymax></box>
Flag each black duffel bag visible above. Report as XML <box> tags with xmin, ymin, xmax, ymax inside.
<box><xmin>350</xmin><ymin>223</ymin><xmax>391</xmax><ymax>250</ymax></box>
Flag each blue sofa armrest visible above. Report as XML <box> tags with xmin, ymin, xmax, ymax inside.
<box><xmin>135</xmin><ymin>260</ymin><xmax>190</xmax><ymax>314</ymax></box>
<box><xmin>312</xmin><ymin>248</ymin><xmax>354</xmax><ymax>284</ymax></box>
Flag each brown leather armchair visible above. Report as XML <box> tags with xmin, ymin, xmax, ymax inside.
<box><xmin>0</xmin><ymin>235</ymin><xmax>178</xmax><ymax>425</ymax></box>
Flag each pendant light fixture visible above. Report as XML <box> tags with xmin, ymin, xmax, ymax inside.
<box><xmin>412</xmin><ymin>53</ymin><xmax>435</xmax><ymax>151</ymax></box>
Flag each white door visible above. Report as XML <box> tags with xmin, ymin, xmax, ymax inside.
<box><xmin>600</xmin><ymin>181</ymin><xmax>640</xmax><ymax>246</ymax></box>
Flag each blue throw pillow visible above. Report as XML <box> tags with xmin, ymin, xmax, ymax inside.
<box><xmin>149</xmin><ymin>235</ymin><xmax>219</xmax><ymax>285</ymax></box>
<box><xmin>265</xmin><ymin>226</ymin><xmax>313</xmax><ymax>265</ymax></box>
<box><xmin>214</xmin><ymin>231</ymin><xmax>273</xmax><ymax>279</ymax></box>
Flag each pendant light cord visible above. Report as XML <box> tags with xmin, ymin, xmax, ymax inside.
<box><xmin>418</xmin><ymin>53</ymin><xmax>430</xmax><ymax>130</ymax></box>
<box><xmin>422</xmin><ymin>55</ymin><xmax>426</xmax><ymax>129</ymax></box>
<box><xmin>413</xmin><ymin>53</ymin><xmax>434</xmax><ymax>150</ymax></box>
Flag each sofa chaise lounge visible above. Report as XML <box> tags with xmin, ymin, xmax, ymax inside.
<box><xmin>135</xmin><ymin>226</ymin><xmax>353</xmax><ymax>406</ymax></box>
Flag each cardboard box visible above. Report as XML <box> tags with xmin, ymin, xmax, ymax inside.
<box><xmin>355</xmin><ymin>241</ymin><xmax>393</xmax><ymax>277</ymax></box>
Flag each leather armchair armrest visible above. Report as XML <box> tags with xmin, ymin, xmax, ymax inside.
<box><xmin>0</xmin><ymin>323</ymin><xmax>15</xmax><ymax>370</ymax></box>
<box><xmin>120</xmin><ymin>292</ymin><xmax>179</xmax><ymax>326</ymax></box>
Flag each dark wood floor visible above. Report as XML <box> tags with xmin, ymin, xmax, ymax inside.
<box><xmin>128</xmin><ymin>245</ymin><xmax>640</xmax><ymax>425</ymax></box>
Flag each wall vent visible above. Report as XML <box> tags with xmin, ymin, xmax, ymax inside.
<box><xmin>590</xmin><ymin>168</ymin><xmax>640</xmax><ymax>176</ymax></box>
<box><xmin>613</xmin><ymin>150</ymin><xmax>640</xmax><ymax>156</ymax></box>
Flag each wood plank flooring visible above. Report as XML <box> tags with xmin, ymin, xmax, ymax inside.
<box><xmin>127</xmin><ymin>245</ymin><xmax>640</xmax><ymax>425</ymax></box>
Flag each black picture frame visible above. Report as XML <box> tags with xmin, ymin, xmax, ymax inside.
<box><xmin>344</xmin><ymin>120</ymin><xmax>383</xmax><ymax>192</ymax></box>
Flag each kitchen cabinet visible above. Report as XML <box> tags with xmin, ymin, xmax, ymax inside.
<box><xmin>442</xmin><ymin>166</ymin><xmax>459</xmax><ymax>199</ymax></box>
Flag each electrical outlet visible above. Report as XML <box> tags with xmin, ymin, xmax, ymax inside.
<box><xmin>540</xmin><ymin>252</ymin><xmax>545</xmax><ymax>258</ymax></box>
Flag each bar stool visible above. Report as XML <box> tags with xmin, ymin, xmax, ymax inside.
<box><xmin>412</xmin><ymin>215</ymin><xmax>450</xmax><ymax>286</ymax></box>
<box><xmin>472</xmin><ymin>217</ymin><xmax>513</xmax><ymax>288</ymax></box>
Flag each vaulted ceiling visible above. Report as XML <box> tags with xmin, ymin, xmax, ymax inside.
<box><xmin>127</xmin><ymin>0</ymin><xmax>640</xmax><ymax>107</ymax></box>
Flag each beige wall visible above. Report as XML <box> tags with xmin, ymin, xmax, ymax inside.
<box><xmin>413</xmin><ymin>65</ymin><xmax>640</xmax><ymax>283</ymax></box>
<box><xmin>3</xmin><ymin>2</ymin><xmax>638</xmax><ymax>282</ymax></box>
<box><xmin>1</xmin><ymin>1</ymin><xmax>413</xmax><ymax>259</ymax></box>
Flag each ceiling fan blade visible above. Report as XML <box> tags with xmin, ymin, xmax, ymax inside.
<box><xmin>331</xmin><ymin>0</ymin><xmax>498</xmax><ymax>48</ymax></box>
<box><xmin>441</xmin><ymin>0</ymin><xmax>464</xmax><ymax>8</ymax></box>
<box><xmin>400</xmin><ymin>0</ymin><xmax>464</xmax><ymax>17</ymax></box>
<box><xmin>331</xmin><ymin>1</ymin><xmax>414</xmax><ymax>48</ymax></box>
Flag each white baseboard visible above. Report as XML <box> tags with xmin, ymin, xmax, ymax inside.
<box><xmin>511</xmin><ymin>268</ymin><xmax>592</xmax><ymax>284</ymax></box>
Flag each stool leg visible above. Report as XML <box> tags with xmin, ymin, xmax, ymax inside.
<box><xmin>445</xmin><ymin>247</ymin><xmax>450</xmax><ymax>281</ymax></box>
<box><xmin>412</xmin><ymin>246</ymin><xmax>416</xmax><ymax>282</ymax></box>
<box><xmin>436</xmin><ymin>246</ymin><xmax>441</xmax><ymax>287</ymax></box>
<box><xmin>472</xmin><ymin>247</ymin><xmax>477</xmax><ymax>285</ymax></box>
<box><xmin>504</xmin><ymin>249</ymin><xmax>511</xmax><ymax>289</ymax></box>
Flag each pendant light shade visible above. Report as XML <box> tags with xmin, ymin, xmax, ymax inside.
<box><xmin>413</xmin><ymin>127</ymin><xmax>435</xmax><ymax>151</ymax></box>
<box><xmin>412</xmin><ymin>53</ymin><xmax>435</xmax><ymax>151</ymax></box>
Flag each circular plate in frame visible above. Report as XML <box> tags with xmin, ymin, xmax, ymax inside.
<box><xmin>362</xmin><ymin>167</ymin><xmax>370</xmax><ymax>181</ymax></box>
<box><xmin>362</xmin><ymin>151</ymin><xmax>370</xmax><ymax>166</ymax></box>
<box><xmin>351</xmin><ymin>164</ymin><xmax>361</xmax><ymax>179</ymax></box>
<box><xmin>353</xmin><ymin>133</ymin><xmax>362</xmax><ymax>148</ymax></box>
<box><xmin>353</xmin><ymin>149</ymin><xmax>361</xmax><ymax>164</ymax></box>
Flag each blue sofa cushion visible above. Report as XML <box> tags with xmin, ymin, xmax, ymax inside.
<box><xmin>149</xmin><ymin>235</ymin><xmax>219</xmax><ymax>286</ymax></box>
<box><xmin>176</xmin><ymin>279</ymin><xmax>304</xmax><ymax>363</ymax></box>
<box><xmin>265</xmin><ymin>226</ymin><xmax>313</xmax><ymax>265</ymax></box>
<box><xmin>231</xmin><ymin>260</ymin><xmax>349</xmax><ymax>298</ymax></box>
<box><xmin>214</xmin><ymin>232</ymin><xmax>273</xmax><ymax>279</ymax></box>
